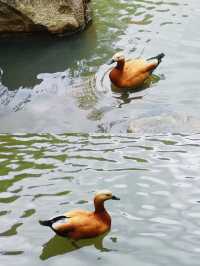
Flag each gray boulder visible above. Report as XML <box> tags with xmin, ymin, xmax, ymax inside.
<box><xmin>128</xmin><ymin>113</ymin><xmax>200</xmax><ymax>134</ymax></box>
<box><xmin>0</xmin><ymin>0</ymin><xmax>92</xmax><ymax>35</ymax></box>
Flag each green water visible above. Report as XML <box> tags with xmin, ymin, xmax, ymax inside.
<box><xmin>0</xmin><ymin>133</ymin><xmax>200</xmax><ymax>266</ymax></box>
<box><xmin>0</xmin><ymin>0</ymin><xmax>200</xmax><ymax>265</ymax></box>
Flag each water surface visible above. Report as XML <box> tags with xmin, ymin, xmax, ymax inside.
<box><xmin>0</xmin><ymin>0</ymin><xmax>199</xmax><ymax>133</ymax></box>
<box><xmin>0</xmin><ymin>1</ymin><xmax>200</xmax><ymax>265</ymax></box>
<box><xmin>0</xmin><ymin>133</ymin><xmax>200</xmax><ymax>265</ymax></box>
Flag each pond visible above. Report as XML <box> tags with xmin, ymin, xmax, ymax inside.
<box><xmin>0</xmin><ymin>0</ymin><xmax>200</xmax><ymax>266</ymax></box>
<box><xmin>0</xmin><ymin>0</ymin><xmax>199</xmax><ymax>133</ymax></box>
<box><xmin>0</xmin><ymin>133</ymin><xmax>200</xmax><ymax>266</ymax></box>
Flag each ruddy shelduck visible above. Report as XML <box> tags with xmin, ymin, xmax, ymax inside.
<box><xmin>39</xmin><ymin>190</ymin><xmax>120</xmax><ymax>240</ymax></box>
<box><xmin>108</xmin><ymin>52</ymin><xmax>165</xmax><ymax>89</ymax></box>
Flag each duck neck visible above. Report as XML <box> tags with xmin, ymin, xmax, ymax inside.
<box><xmin>94</xmin><ymin>198</ymin><xmax>106</xmax><ymax>213</ymax></box>
<box><xmin>116</xmin><ymin>59</ymin><xmax>125</xmax><ymax>70</ymax></box>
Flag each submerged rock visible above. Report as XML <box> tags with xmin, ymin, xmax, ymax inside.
<box><xmin>128</xmin><ymin>114</ymin><xmax>200</xmax><ymax>134</ymax></box>
<box><xmin>0</xmin><ymin>0</ymin><xmax>92</xmax><ymax>35</ymax></box>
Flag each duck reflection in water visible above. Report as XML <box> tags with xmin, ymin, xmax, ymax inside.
<box><xmin>40</xmin><ymin>232</ymin><xmax>117</xmax><ymax>260</ymax></box>
<box><xmin>112</xmin><ymin>74</ymin><xmax>161</xmax><ymax>107</ymax></box>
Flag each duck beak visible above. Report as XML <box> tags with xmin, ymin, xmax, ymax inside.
<box><xmin>112</xmin><ymin>195</ymin><xmax>120</xmax><ymax>200</ymax></box>
<box><xmin>107</xmin><ymin>58</ymin><xmax>115</xmax><ymax>65</ymax></box>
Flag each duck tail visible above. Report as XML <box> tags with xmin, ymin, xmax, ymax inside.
<box><xmin>147</xmin><ymin>53</ymin><xmax>165</xmax><ymax>65</ymax></box>
<box><xmin>39</xmin><ymin>219</ymin><xmax>52</xmax><ymax>227</ymax></box>
<box><xmin>39</xmin><ymin>215</ymin><xmax>67</xmax><ymax>227</ymax></box>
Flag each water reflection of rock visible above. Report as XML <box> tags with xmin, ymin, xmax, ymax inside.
<box><xmin>40</xmin><ymin>232</ymin><xmax>112</xmax><ymax>260</ymax></box>
<box><xmin>0</xmin><ymin>22</ymin><xmax>97</xmax><ymax>88</ymax></box>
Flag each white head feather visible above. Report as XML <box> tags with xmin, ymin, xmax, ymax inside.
<box><xmin>95</xmin><ymin>190</ymin><xmax>112</xmax><ymax>196</ymax></box>
<box><xmin>112</xmin><ymin>52</ymin><xmax>125</xmax><ymax>62</ymax></box>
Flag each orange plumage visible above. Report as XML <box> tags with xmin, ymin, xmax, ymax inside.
<box><xmin>108</xmin><ymin>52</ymin><xmax>165</xmax><ymax>89</ymax></box>
<box><xmin>39</xmin><ymin>190</ymin><xmax>120</xmax><ymax>240</ymax></box>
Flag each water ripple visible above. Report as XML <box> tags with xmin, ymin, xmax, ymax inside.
<box><xmin>0</xmin><ymin>0</ymin><xmax>196</xmax><ymax>134</ymax></box>
<box><xmin>0</xmin><ymin>133</ymin><xmax>199</xmax><ymax>265</ymax></box>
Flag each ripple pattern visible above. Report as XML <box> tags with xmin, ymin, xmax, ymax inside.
<box><xmin>0</xmin><ymin>133</ymin><xmax>200</xmax><ymax>265</ymax></box>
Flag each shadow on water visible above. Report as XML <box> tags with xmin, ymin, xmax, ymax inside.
<box><xmin>0</xmin><ymin>24</ymin><xmax>97</xmax><ymax>89</ymax></box>
<box><xmin>40</xmin><ymin>232</ymin><xmax>114</xmax><ymax>260</ymax></box>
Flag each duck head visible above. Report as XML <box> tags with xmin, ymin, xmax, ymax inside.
<box><xmin>107</xmin><ymin>52</ymin><xmax>125</xmax><ymax>65</ymax></box>
<box><xmin>95</xmin><ymin>190</ymin><xmax>120</xmax><ymax>202</ymax></box>
<box><xmin>94</xmin><ymin>190</ymin><xmax>120</xmax><ymax>213</ymax></box>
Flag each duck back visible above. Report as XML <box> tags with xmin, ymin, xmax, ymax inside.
<box><xmin>110</xmin><ymin>59</ymin><xmax>152</xmax><ymax>88</ymax></box>
<box><xmin>109</xmin><ymin>53</ymin><xmax>165</xmax><ymax>89</ymax></box>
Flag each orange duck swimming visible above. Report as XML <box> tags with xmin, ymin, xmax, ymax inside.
<box><xmin>39</xmin><ymin>190</ymin><xmax>120</xmax><ymax>240</ymax></box>
<box><xmin>108</xmin><ymin>52</ymin><xmax>165</xmax><ymax>89</ymax></box>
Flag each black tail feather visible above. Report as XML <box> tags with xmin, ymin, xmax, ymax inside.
<box><xmin>39</xmin><ymin>220</ymin><xmax>52</xmax><ymax>227</ymax></box>
<box><xmin>39</xmin><ymin>215</ymin><xmax>67</xmax><ymax>227</ymax></box>
<box><xmin>147</xmin><ymin>53</ymin><xmax>165</xmax><ymax>65</ymax></box>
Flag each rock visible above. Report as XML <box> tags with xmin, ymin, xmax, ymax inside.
<box><xmin>0</xmin><ymin>0</ymin><xmax>92</xmax><ymax>35</ymax></box>
<box><xmin>128</xmin><ymin>113</ymin><xmax>200</xmax><ymax>134</ymax></box>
